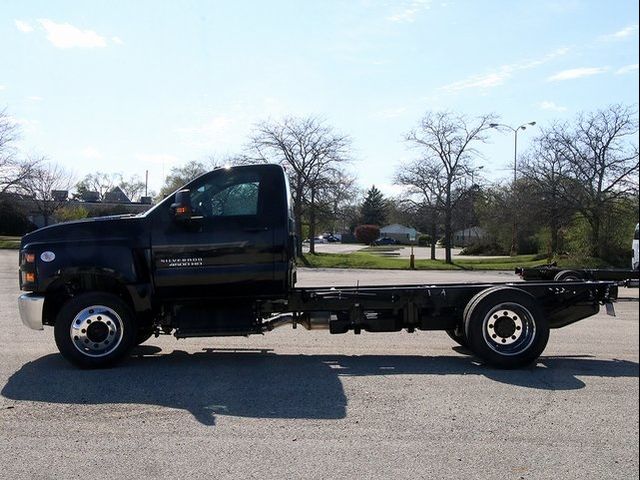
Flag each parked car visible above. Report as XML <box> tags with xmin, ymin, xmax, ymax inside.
<box><xmin>372</xmin><ymin>237</ymin><xmax>399</xmax><ymax>246</ymax></box>
<box><xmin>325</xmin><ymin>234</ymin><xmax>340</xmax><ymax>243</ymax></box>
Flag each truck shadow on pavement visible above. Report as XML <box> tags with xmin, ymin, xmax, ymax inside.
<box><xmin>2</xmin><ymin>348</ymin><xmax>638</xmax><ymax>426</ymax></box>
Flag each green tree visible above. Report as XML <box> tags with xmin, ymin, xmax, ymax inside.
<box><xmin>158</xmin><ymin>161</ymin><xmax>208</xmax><ymax>198</ymax></box>
<box><xmin>157</xmin><ymin>155</ymin><xmax>246</xmax><ymax>199</ymax></box>
<box><xmin>540</xmin><ymin>105</ymin><xmax>638</xmax><ymax>257</ymax></box>
<box><xmin>360</xmin><ymin>185</ymin><xmax>387</xmax><ymax>226</ymax></box>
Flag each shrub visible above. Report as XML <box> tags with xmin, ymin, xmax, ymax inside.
<box><xmin>354</xmin><ymin>224</ymin><xmax>380</xmax><ymax>244</ymax></box>
<box><xmin>459</xmin><ymin>242</ymin><xmax>508</xmax><ymax>256</ymax></box>
<box><xmin>88</xmin><ymin>205</ymin><xmax>133</xmax><ymax>217</ymax></box>
<box><xmin>417</xmin><ymin>234</ymin><xmax>431</xmax><ymax>246</ymax></box>
<box><xmin>55</xmin><ymin>205</ymin><xmax>89</xmax><ymax>223</ymax></box>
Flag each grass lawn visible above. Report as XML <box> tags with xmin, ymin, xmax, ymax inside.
<box><xmin>0</xmin><ymin>236</ymin><xmax>20</xmax><ymax>249</ymax></box>
<box><xmin>301</xmin><ymin>252</ymin><xmax>547</xmax><ymax>270</ymax></box>
<box><xmin>301</xmin><ymin>252</ymin><xmax>613</xmax><ymax>271</ymax></box>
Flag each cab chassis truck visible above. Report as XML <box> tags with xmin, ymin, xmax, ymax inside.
<box><xmin>515</xmin><ymin>223</ymin><xmax>640</xmax><ymax>287</ymax></box>
<box><xmin>18</xmin><ymin>164</ymin><xmax>617</xmax><ymax>369</ymax></box>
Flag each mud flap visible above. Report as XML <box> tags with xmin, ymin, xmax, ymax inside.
<box><xmin>605</xmin><ymin>302</ymin><xmax>616</xmax><ymax>317</ymax></box>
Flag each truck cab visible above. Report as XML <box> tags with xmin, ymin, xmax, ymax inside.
<box><xmin>18</xmin><ymin>164</ymin><xmax>296</xmax><ymax>366</ymax></box>
<box><xmin>146</xmin><ymin>164</ymin><xmax>296</xmax><ymax>299</ymax></box>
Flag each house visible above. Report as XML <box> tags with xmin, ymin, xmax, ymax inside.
<box><xmin>380</xmin><ymin>224</ymin><xmax>418</xmax><ymax>244</ymax></box>
<box><xmin>453</xmin><ymin>226</ymin><xmax>487</xmax><ymax>246</ymax></box>
<box><xmin>103</xmin><ymin>186</ymin><xmax>131</xmax><ymax>203</ymax></box>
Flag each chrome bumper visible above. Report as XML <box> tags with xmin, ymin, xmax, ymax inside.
<box><xmin>18</xmin><ymin>294</ymin><xmax>45</xmax><ymax>330</ymax></box>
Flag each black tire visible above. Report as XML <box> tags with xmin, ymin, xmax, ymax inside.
<box><xmin>448</xmin><ymin>286</ymin><xmax>505</xmax><ymax>350</ymax></box>
<box><xmin>54</xmin><ymin>292</ymin><xmax>137</xmax><ymax>368</ymax></box>
<box><xmin>553</xmin><ymin>270</ymin><xmax>582</xmax><ymax>282</ymax></box>
<box><xmin>446</xmin><ymin>329</ymin><xmax>469</xmax><ymax>349</ymax></box>
<box><xmin>463</xmin><ymin>287</ymin><xmax>549</xmax><ymax>369</ymax></box>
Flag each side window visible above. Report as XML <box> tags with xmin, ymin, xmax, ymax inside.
<box><xmin>191</xmin><ymin>172</ymin><xmax>261</xmax><ymax>218</ymax></box>
<box><xmin>209</xmin><ymin>182</ymin><xmax>259</xmax><ymax>216</ymax></box>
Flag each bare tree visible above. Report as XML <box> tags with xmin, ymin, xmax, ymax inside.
<box><xmin>395</xmin><ymin>158</ymin><xmax>446</xmax><ymax>260</ymax></box>
<box><xmin>313</xmin><ymin>169</ymin><xmax>357</xmax><ymax>235</ymax></box>
<box><xmin>158</xmin><ymin>155</ymin><xmax>249</xmax><ymax>199</ymax></box>
<box><xmin>546</xmin><ymin>105</ymin><xmax>639</xmax><ymax>257</ymax></box>
<box><xmin>247</xmin><ymin>116</ymin><xmax>352</xmax><ymax>254</ymax></box>
<box><xmin>118</xmin><ymin>175</ymin><xmax>147</xmax><ymax>202</ymax></box>
<box><xmin>23</xmin><ymin>158</ymin><xmax>74</xmax><ymax>226</ymax></box>
<box><xmin>0</xmin><ymin>108</ymin><xmax>40</xmax><ymax>195</ymax></box>
<box><xmin>520</xmin><ymin>129</ymin><xmax>577</xmax><ymax>254</ymax></box>
<box><xmin>405</xmin><ymin>111</ymin><xmax>497</xmax><ymax>263</ymax></box>
<box><xmin>75</xmin><ymin>172</ymin><xmax>121</xmax><ymax>201</ymax></box>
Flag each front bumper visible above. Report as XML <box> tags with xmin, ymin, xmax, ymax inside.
<box><xmin>18</xmin><ymin>294</ymin><xmax>45</xmax><ymax>330</ymax></box>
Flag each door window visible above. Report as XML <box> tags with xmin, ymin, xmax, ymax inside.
<box><xmin>191</xmin><ymin>172</ymin><xmax>260</xmax><ymax>218</ymax></box>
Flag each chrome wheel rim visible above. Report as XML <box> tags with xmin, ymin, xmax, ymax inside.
<box><xmin>482</xmin><ymin>302</ymin><xmax>536</xmax><ymax>356</ymax></box>
<box><xmin>70</xmin><ymin>305</ymin><xmax>124</xmax><ymax>357</ymax></box>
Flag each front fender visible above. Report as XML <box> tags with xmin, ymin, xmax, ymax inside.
<box><xmin>22</xmin><ymin>240</ymin><xmax>146</xmax><ymax>293</ymax></box>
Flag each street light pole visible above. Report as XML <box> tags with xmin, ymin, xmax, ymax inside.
<box><xmin>489</xmin><ymin>121</ymin><xmax>536</xmax><ymax>256</ymax></box>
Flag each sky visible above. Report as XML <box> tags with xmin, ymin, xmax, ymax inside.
<box><xmin>1</xmin><ymin>0</ymin><xmax>638</xmax><ymax>197</ymax></box>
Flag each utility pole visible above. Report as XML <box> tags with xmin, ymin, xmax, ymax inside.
<box><xmin>489</xmin><ymin>121</ymin><xmax>536</xmax><ymax>256</ymax></box>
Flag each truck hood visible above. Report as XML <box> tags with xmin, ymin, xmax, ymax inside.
<box><xmin>21</xmin><ymin>215</ymin><xmax>149</xmax><ymax>249</ymax></box>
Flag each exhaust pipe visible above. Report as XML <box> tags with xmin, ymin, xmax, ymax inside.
<box><xmin>263</xmin><ymin>312</ymin><xmax>331</xmax><ymax>331</ymax></box>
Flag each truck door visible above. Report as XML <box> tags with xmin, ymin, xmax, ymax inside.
<box><xmin>149</xmin><ymin>166</ymin><xmax>285</xmax><ymax>300</ymax></box>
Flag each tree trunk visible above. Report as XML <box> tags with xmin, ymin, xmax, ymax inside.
<box><xmin>591</xmin><ymin>215</ymin><xmax>601</xmax><ymax>258</ymax></box>
<box><xmin>550</xmin><ymin>212</ymin><xmax>559</xmax><ymax>254</ymax></box>
<box><xmin>430</xmin><ymin>219</ymin><xmax>437</xmax><ymax>260</ymax></box>
<box><xmin>293</xmin><ymin>194</ymin><xmax>304</xmax><ymax>257</ymax></box>
<box><xmin>444</xmin><ymin>188</ymin><xmax>452</xmax><ymax>264</ymax></box>
<box><xmin>309</xmin><ymin>188</ymin><xmax>316</xmax><ymax>255</ymax></box>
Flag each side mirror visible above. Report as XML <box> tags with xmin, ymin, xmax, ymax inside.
<box><xmin>170</xmin><ymin>189</ymin><xmax>192</xmax><ymax>221</ymax></box>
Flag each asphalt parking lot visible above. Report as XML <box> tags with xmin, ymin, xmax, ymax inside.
<box><xmin>0</xmin><ymin>250</ymin><xmax>638</xmax><ymax>479</ymax></box>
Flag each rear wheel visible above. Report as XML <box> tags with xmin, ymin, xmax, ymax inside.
<box><xmin>446</xmin><ymin>329</ymin><xmax>469</xmax><ymax>349</ymax></box>
<box><xmin>54</xmin><ymin>292</ymin><xmax>137</xmax><ymax>368</ymax></box>
<box><xmin>464</xmin><ymin>287</ymin><xmax>549</xmax><ymax>369</ymax></box>
<box><xmin>553</xmin><ymin>270</ymin><xmax>582</xmax><ymax>282</ymax></box>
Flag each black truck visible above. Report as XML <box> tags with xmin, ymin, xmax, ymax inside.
<box><xmin>516</xmin><ymin>223</ymin><xmax>640</xmax><ymax>286</ymax></box>
<box><xmin>18</xmin><ymin>164</ymin><xmax>617</xmax><ymax>369</ymax></box>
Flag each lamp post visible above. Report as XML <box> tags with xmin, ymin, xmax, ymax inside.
<box><xmin>461</xmin><ymin>165</ymin><xmax>484</xmax><ymax>247</ymax></box>
<box><xmin>489</xmin><ymin>121</ymin><xmax>536</xmax><ymax>256</ymax></box>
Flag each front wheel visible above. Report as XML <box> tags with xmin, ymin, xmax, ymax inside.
<box><xmin>464</xmin><ymin>287</ymin><xmax>549</xmax><ymax>369</ymax></box>
<box><xmin>54</xmin><ymin>292</ymin><xmax>137</xmax><ymax>368</ymax></box>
